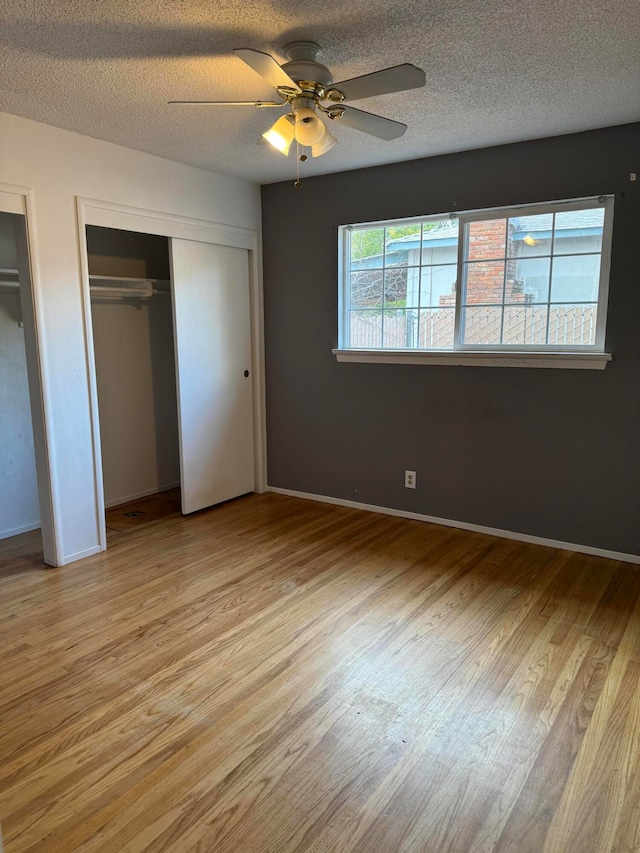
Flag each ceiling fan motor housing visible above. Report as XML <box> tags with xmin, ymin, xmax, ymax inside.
<box><xmin>291</xmin><ymin>96</ymin><xmax>318</xmax><ymax>116</ymax></box>
<box><xmin>282</xmin><ymin>41</ymin><xmax>334</xmax><ymax>91</ymax></box>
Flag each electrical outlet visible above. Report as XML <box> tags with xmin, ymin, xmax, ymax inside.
<box><xmin>405</xmin><ymin>470</ymin><xmax>416</xmax><ymax>489</ymax></box>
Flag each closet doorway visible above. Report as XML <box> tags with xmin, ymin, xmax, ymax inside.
<box><xmin>85</xmin><ymin>224</ymin><xmax>256</xmax><ymax>547</ymax></box>
<box><xmin>0</xmin><ymin>210</ymin><xmax>45</xmax><ymax>568</ymax></box>
<box><xmin>87</xmin><ymin>226</ymin><xmax>181</xmax><ymax>541</ymax></box>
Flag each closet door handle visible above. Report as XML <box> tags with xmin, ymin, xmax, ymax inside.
<box><xmin>244</xmin><ymin>369</ymin><xmax>250</xmax><ymax>377</ymax></box>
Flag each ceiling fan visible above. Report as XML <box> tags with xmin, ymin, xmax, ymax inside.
<box><xmin>170</xmin><ymin>41</ymin><xmax>426</xmax><ymax>158</ymax></box>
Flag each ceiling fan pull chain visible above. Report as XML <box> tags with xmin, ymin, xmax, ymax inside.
<box><xmin>294</xmin><ymin>140</ymin><xmax>302</xmax><ymax>188</ymax></box>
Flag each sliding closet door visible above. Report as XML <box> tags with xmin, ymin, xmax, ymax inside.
<box><xmin>170</xmin><ymin>239</ymin><xmax>254</xmax><ymax>514</ymax></box>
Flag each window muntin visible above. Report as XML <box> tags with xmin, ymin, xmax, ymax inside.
<box><xmin>340</xmin><ymin>197</ymin><xmax>613</xmax><ymax>353</ymax></box>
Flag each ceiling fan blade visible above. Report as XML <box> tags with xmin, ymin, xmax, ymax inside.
<box><xmin>234</xmin><ymin>48</ymin><xmax>301</xmax><ymax>93</ymax></box>
<box><xmin>169</xmin><ymin>100</ymin><xmax>283</xmax><ymax>106</ymax></box>
<box><xmin>337</xmin><ymin>106</ymin><xmax>407</xmax><ymax>140</ymax></box>
<box><xmin>330</xmin><ymin>64</ymin><xmax>425</xmax><ymax>102</ymax></box>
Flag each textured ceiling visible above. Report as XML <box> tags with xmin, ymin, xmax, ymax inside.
<box><xmin>1</xmin><ymin>0</ymin><xmax>639</xmax><ymax>184</ymax></box>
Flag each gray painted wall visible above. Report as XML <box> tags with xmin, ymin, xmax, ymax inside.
<box><xmin>261</xmin><ymin>123</ymin><xmax>640</xmax><ymax>556</ymax></box>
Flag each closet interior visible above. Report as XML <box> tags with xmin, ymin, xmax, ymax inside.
<box><xmin>0</xmin><ymin>212</ymin><xmax>42</xmax><ymax>554</ymax></box>
<box><xmin>86</xmin><ymin>226</ymin><xmax>181</xmax><ymax>538</ymax></box>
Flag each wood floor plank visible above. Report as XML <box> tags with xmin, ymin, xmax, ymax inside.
<box><xmin>349</xmin><ymin>616</ymin><xmax>578</xmax><ymax>853</ymax></box>
<box><xmin>0</xmin><ymin>493</ymin><xmax>638</xmax><ymax>852</ymax></box>
<box><xmin>465</xmin><ymin>631</ymin><xmax>595</xmax><ymax>853</ymax></box>
<box><xmin>4</xmin><ymin>516</ymin><xmax>452</xmax><ymax>849</ymax></box>
<box><xmin>554</xmin><ymin>659</ymin><xmax>640</xmax><ymax>853</ymax></box>
<box><xmin>493</xmin><ymin>637</ymin><xmax>616</xmax><ymax>852</ymax></box>
<box><xmin>543</xmin><ymin>589</ymin><xmax>640</xmax><ymax>852</ymax></box>
<box><xmin>41</xmin><ymin>530</ymin><xmax>490</xmax><ymax>851</ymax></box>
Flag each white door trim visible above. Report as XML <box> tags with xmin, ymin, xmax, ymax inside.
<box><xmin>76</xmin><ymin>196</ymin><xmax>266</xmax><ymax>553</ymax></box>
<box><xmin>0</xmin><ymin>183</ymin><xmax>59</xmax><ymax>566</ymax></box>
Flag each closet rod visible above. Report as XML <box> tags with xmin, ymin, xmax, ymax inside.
<box><xmin>0</xmin><ymin>268</ymin><xmax>19</xmax><ymax>287</ymax></box>
<box><xmin>88</xmin><ymin>274</ymin><xmax>171</xmax><ymax>300</ymax></box>
<box><xmin>89</xmin><ymin>285</ymin><xmax>170</xmax><ymax>299</ymax></box>
<box><xmin>89</xmin><ymin>274</ymin><xmax>170</xmax><ymax>285</ymax></box>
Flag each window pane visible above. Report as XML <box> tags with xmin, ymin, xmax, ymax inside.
<box><xmin>420</xmin><ymin>264</ymin><xmax>457</xmax><ymax>307</ymax></box>
<box><xmin>463</xmin><ymin>260</ymin><xmax>506</xmax><ymax>305</ymax></box>
<box><xmin>405</xmin><ymin>267</ymin><xmax>423</xmax><ymax>308</ymax></box>
<box><xmin>462</xmin><ymin>306</ymin><xmax>503</xmax><ymax>345</ymax></box>
<box><xmin>384</xmin><ymin>224</ymin><xmax>421</xmax><ymax>267</ymax></box>
<box><xmin>349</xmin><ymin>309</ymin><xmax>382</xmax><ymax>348</ymax></box>
<box><xmin>350</xmin><ymin>228</ymin><xmax>384</xmax><ymax>268</ymax></box>
<box><xmin>508</xmin><ymin>213</ymin><xmax>553</xmax><ymax>258</ymax></box>
<box><xmin>550</xmin><ymin>254</ymin><xmax>601</xmax><ymax>302</ymax></box>
<box><xmin>349</xmin><ymin>270</ymin><xmax>382</xmax><ymax>308</ymax></box>
<box><xmin>502</xmin><ymin>305</ymin><xmax>549</xmax><ymax>345</ymax></box>
<box><xmin>554</xmin><ymin>208</ymin><xmax>604</xmax><ymax>255</ymax></box>
<box><xmin>384</xmin><ymin>267</ymin><xmax>414</xmax><ymax>308</ymax></box>
<box><xmin>548</xmin><ymin>304</ymin><xmax>597</xmax><ymax>345</ymax></box>
<box><xmin>418</xmin><ymin>308</ymin><xmax>455</xmax><ymax>349</ymax></box>
<box><xmin>467</xmin><ymin>218</ymin><xmax>507</xmax><ymax>261</ymax></box>
<box><xmin>421</xmin><ymin>220</ymin><xmax>459</xmax><ymax>265</ymax></box>
<box><xmin>382</xmin><ymin>310</ymin><xmax>416</xmax><ymax>348</ymax></box>
<box><xmin>341</xmin><ymin>200</ymin><xmax>610</xmax><ymax>354</ymax></box>
<box><xmin>506</xmin><ymin>257</ymin><xmax>551</xmax><ymax>303</ymax></box>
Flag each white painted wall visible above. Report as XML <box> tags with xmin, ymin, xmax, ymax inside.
<box><xmin>91</xmin><ymin>297</ymin><xmax>179</xmax><ymax>507</ymax></box>
<box><xmin>0</xmin><ymin>111</ymin><xmax>261</xmax><ymax>564</ymax></box>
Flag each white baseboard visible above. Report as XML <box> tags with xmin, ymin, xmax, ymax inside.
<box><xmin>56</xmin><ymin>545</ymin><xmax>102</xmax><ymax>567</ymax></box>
<box><xmin>0</xmin><ymin>521</ymin><xmax>41</xmax><ymax>541</ymax></box>
<box><xmin>105</xmin><ymin>482</ymin><xmax>180</xmax><ymax>509</ymax></box>
<box><xmin>267</xmin><ymin>486</ymin><xmax>640</xmax><ymax>566</ymax></box>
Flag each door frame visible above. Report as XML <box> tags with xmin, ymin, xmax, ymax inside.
<box><xmin>0</xmin><ymin>183</ymin><xmax>59</xmax><ymax>565</ymax></box>
<box><xmin>76</xmin><ymin>196</ymin><xmax>266</xmax><ymax>553</ymax></box>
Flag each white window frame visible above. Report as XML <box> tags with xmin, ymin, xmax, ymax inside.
<box><xmin>334</xmin><ymin>196</ymin><xmax>614</xmax><ymax>370</ymax></box>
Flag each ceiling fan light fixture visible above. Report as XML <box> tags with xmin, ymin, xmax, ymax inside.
<box><xmin>293</xmin><ymin>107</ymin><xmax>326</xmax><ymax>146</ymax></box>
<box><xmin>262</xmin><ymin>114</ymin><xmax>295</xmax><ymax>154</ymax></box>
<box><xmin>311</xmin><ymin>125</ymin><xmax>337</xmax><ymax>157</ymax></box>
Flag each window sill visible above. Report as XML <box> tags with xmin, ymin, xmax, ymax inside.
<box><xmin>332</xmin><ymin>349</ymin><xmax>612</xmax><ymax>370</ymax></box>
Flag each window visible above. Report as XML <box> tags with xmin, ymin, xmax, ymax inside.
<box><xmin>336</xmin><ymin>197</ymin><xmax>614</xmax><ymax>369</ymax></box>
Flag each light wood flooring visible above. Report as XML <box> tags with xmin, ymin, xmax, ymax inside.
<box><xmin>1</xmin><ymin>493</ymin><xmax>640</xmax><ymax>852</ymax></box>
<box><xmin>105</xmin><ymin>488</ymin><xmax>182</xmax><ymax>546</ymax></box>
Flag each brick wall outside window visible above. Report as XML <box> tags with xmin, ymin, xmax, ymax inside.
<box><xmin>440</xmin><ymin>219</ymin><xmax>524</xmax><ymax>306</ymax></box>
